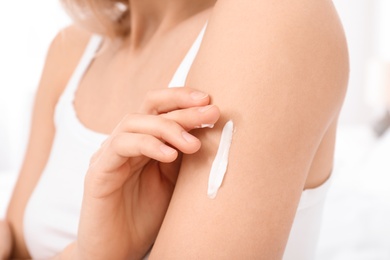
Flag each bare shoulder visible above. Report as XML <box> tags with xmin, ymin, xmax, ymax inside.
<box><xmin>188</xmin><ymin>0</ymin><xmax>349</xmax><ymax>118</ymax></box>
<box><xmin>40</xmin><ymin>24</ymin><xmax>93</xmax><ymax>101</ymax></box>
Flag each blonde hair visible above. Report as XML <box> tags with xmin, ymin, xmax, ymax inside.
<box><xmin>60</xmin><ymin>0</ymin><xmax>130</xmax><ymax>38</ymax></box>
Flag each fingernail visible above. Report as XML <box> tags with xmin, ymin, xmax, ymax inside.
<box><xmin>182</xmin><ymin>131</ymin><xmax>198</xmax><ymax>143</ymax></box>
<box><xmin>201</xmin><ymin>124</ymin><xmax>214</xmax><ymax>128</ymax></box>
<box><xmin>195</xmin><ymin>124</ymin><xmax>214</xmax><ymax>129</ymax></box>
<box><xmin>198</xmin><ymin>105</ymin><xmax>214</xmax><ymax>113</ymax></box>
<box><xmin>191</xmin><ymin>91</ymin><xmax>208</xmax><ymax>100</ymax></box>
<box><xmin>160</xmin><ymin>144</ymin><xmax>176</xmax><ymax>155</ymax></box>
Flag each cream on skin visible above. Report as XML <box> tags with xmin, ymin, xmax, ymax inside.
<box><xmin>207</xmin><ymin>120</ymin><xmax>234</xmax><ymax>199</ymax></box>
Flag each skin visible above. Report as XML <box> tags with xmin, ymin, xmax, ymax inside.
<box><xmin>1</xmin><ymin>0</ymin><xmax>348</xmax><ymax>258</ymax></box>
<box><xmin>150</xmin><ymin>0</ymin><xmax>348</xmax><ymax>258</ymax></box>
<box><xmin>0</xmin><ymin>220</ymin><xmax>12</xmax><ymax>259</ymax></box>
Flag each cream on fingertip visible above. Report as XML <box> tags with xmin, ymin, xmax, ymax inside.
<box><xmin>201</xmin><ymin>124</ymin><xmax>214</xmax><ymax>128</ymax></box>
<box><xmin>194</xmin><ymin>124</ymin><xmax>214</xmax><ymax>129</ymax></box>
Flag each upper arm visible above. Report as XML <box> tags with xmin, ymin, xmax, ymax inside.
<box><xmin>6</xmin><ymin>25</ymin><xmax>91</xmax><ymax>258</ymax></box>
<box><xmin>150</xmin><ymin>0</ymin><xmax>348</xmax><ymax>258</ymax></box>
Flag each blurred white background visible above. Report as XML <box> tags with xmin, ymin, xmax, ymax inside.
<box><xmin>0</xmin><ymin>1</ymin><xmax>390</xmax><ymax>259</ymax></box>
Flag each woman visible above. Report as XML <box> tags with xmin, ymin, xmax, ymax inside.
<box><xmin>0</xmin><ymin>0</ymin><xmax>349</xmax><ymax>259</ymax></box>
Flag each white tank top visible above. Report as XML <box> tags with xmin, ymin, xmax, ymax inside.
<box><xmin>24</xmin><ymin>26</ymin><xmax>332</xmax><ymax>259</ymax></box>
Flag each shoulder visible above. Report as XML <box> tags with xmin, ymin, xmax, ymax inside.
<box><xmin>4</xmin><ymin>25</ymin><xmax>96</xmax><ymax>259</ymax></box>
<box><xmin>38</xmin><ymin>24</ymin><xmax>94</xmax><ymax>104</ymax></box>
<box><xmin>190</xmin><ymin>0</ymin><xmax>349</xmax><ymax>121</ymax></box>
<box><xmin>208</xmin><ymin>0</ymin><xmax>349</xmax><ymax>77</ymax></box>
<box><xmin>46</xmin><ymin>24</ymin><xmax>93</xmax><ymax>71</ymax></box>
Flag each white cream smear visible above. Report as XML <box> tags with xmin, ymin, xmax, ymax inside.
<box><xmin>207</xmin><ymin>120</ymin><xmax>234</xmax><ymax>199</ymax></box>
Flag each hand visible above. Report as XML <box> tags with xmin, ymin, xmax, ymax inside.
<box><xmin>76</xmin><ymin>88</ymin><xmax>220</xmax><ymax>260</ymax></box>
<box><xmin>0</xmin><ymin>220</ymin><xmax>12</xmax><ymax>260</ymax></box>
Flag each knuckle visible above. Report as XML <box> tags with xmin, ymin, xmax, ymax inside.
<box><xmin>142</xmin><ymin>90</ymin><xmax>160</xmax><ymax>114</ymax></box>
<box><xmin>139</xmin><ymin>134</ymin><xmax>150</xmax><ymax>144</ymax></box>
<box><xmin>166</xmin><ymin>109</ymin><xmax>186</xmax><ymax>123</ymax></box>
<box><xmin>138</xmin><ymin>135</ymin><xmax>155</xmax><ymax>154</ymax></box>
<box><xmin>161</xmin><ymin>116</ymin><xmax>177</xmax><ymax>129</ymax></box>
<box><xmin>163</xmin><ymin>111</ymin><xmax>180</xmax><ymax>124</ymax></box>
<box><xmin>89</xmin><ymin>151</ymin><xmax>100</xmax><ymax>166</ymax></box>
<box><xmin>110</xmin><ymin>134</ymin><xmax>124</xmax><ymax>151</ymax></box>
<box><xmin>120</xmin><ymin>113</ymin><xmax>138</xmax><ymax>129</ymax></box>
<box><xmin>122</xmin><ymin>113</ymin><xmax>134</xmax><ymax>122</ymax></box>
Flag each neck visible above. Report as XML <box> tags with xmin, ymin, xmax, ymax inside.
<box><xmin>128</xmin><ymin>0</ymin><xmax>215</xmax><ymax>48</ymax></box>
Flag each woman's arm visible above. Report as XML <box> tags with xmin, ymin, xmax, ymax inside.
<box><xmin>0</xmin><ymin>220</ymin><xmax>12</xmax><ymax>259</ymax></box>
<box><xmin>150</xmin><ymin>0</ymin><xmax>348</xmax><ymax>258</ymax></box>
<box><xmin>5</xmin><ymin>25</ymin><xmax>92</xmax><ymax>258</ymax></box>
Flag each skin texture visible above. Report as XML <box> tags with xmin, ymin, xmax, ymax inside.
<box><xmin>2</xmin><ymin>0</ymin><xmax>348</xmax><ymax>258</ymax></box>
<box><xmin>149</xmin><ymin>0</ymin><xmax>348</xmax><ymax>258</ymax></box>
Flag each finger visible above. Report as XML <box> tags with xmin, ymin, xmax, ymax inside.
<box><xmin>112</xmin><ymin>133</ymin><xmax>178</xmax><ymax>163</ymax></box>
<box><xmin>139</xmin><ymin>87</ymin><xmax>210</xmax><ymax>114</ymax></box>
<box><xmin>91</xmin><ymin>133</ymin><xmax>179</xmax><ymax>174</ymax></box>
<box><xmin>161</xmin><ymin>104</ymin><xmax>220</xmax><ymax>131</ymax></box>
<box><xmin>115</xmin><ymin>114</ymin><xmax>202</xmax><ymax>154</ymax></box>
<box><xmin>158</xmin><ymin>153</ymin><xmax>183</xmax><ymax>186</ymax></box>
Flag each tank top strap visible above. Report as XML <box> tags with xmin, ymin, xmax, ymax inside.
<box><xmin>168</xmin><ymin>23</ymin><xmax>207</xmax><ymax>88</ymax></box>
<box><xmin>54</xmin><ymin>34</ymin><xmax>104</xmax><ymax>136</ymax></box>
<box><xmin>61</xmin><ymin>34</ymin><xmax>103</xmax><ymax>101</ymax></box>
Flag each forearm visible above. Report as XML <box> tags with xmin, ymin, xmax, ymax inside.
<box><xmin>0</xmin><ymin>220</ymin><xmax>13</xmax><ymax>260</ymax></box>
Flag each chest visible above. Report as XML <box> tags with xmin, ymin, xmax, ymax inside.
<box><xmin>73</xmin><ymin>32</ymin><xmax>197</xmax><ymax>134</ymax></box>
